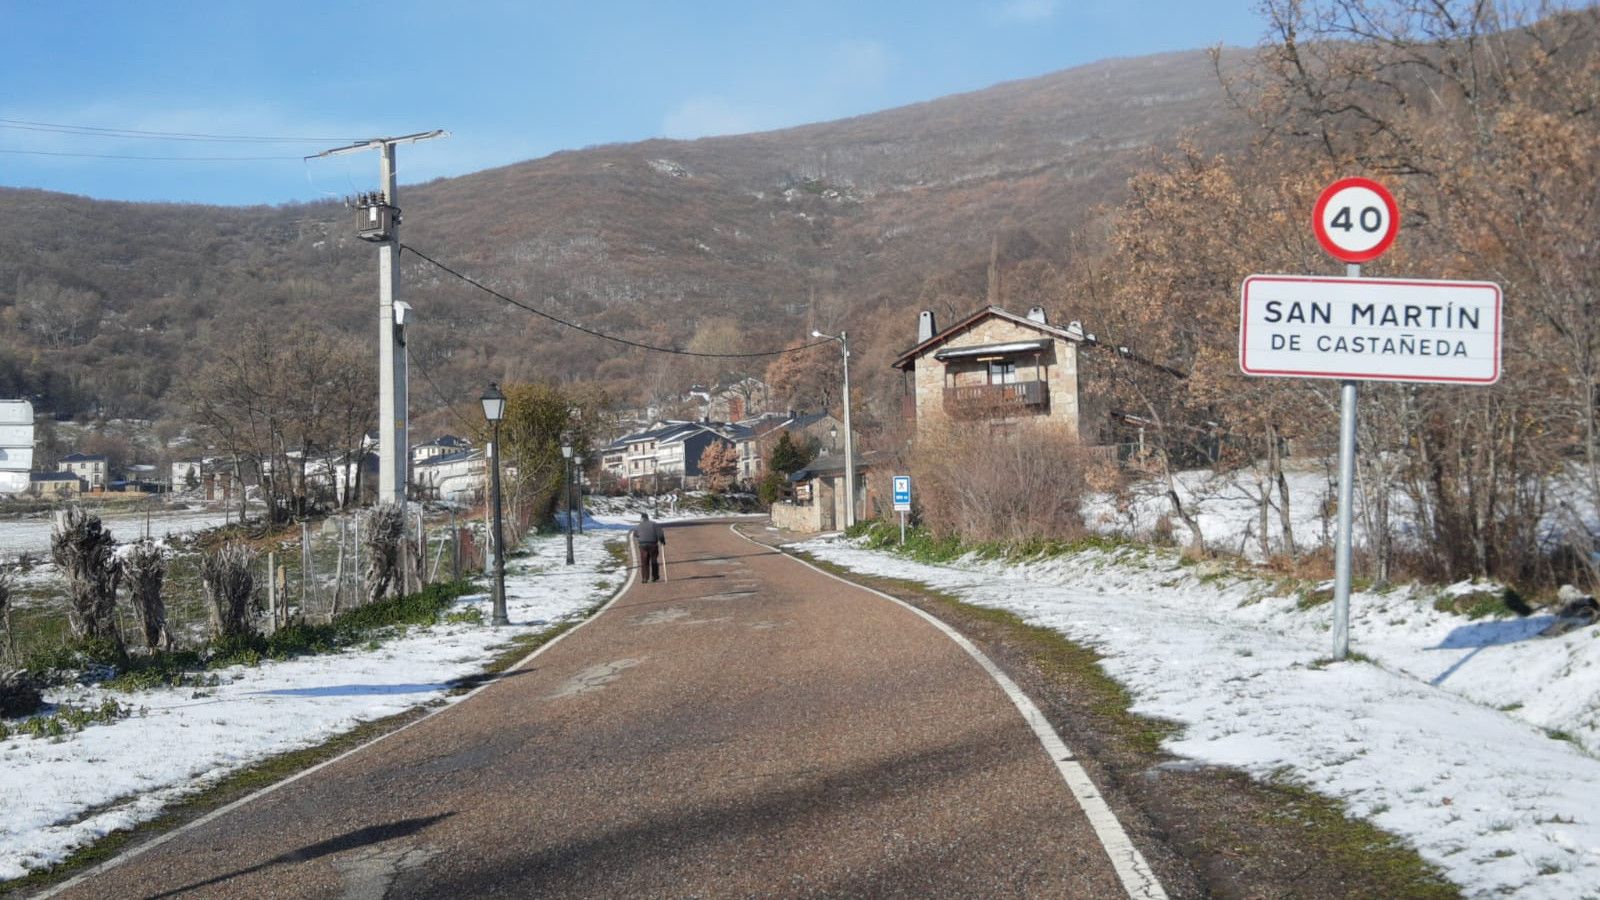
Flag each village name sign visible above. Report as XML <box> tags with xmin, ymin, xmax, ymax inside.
<box><xmin>1238</xmin><ymin>177</ymin><xmax>1502</xmax><ymax>659</ymax></box>
<box><xmin>1240</xmin><ymin>274</ymin><xmax>1501</xmax><ymax>383</ymax></box>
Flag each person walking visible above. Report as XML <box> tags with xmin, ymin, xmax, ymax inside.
<box><xmin>632</xmin><ymin>512</ymin><xmax>667</xmax><ymax>583</ymax></box>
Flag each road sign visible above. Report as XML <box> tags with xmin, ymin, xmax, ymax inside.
<box><xmin>1240</xmin><ymin>275</ymin><xmax>1501</xmax><ymax>384</ymax></box>
<box><xmin>892</xmin><ymin>475</ymin><xmax>911</xmax><ymax>512</ymax></box>
<box><xmin>1313</xmin><ymin>177</ymin><xmax>1399</xmax><ymax>264</ymax></box>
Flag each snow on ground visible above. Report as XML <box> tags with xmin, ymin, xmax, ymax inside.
<box><xmin>0</xmin><ymin>507</ymin><xmax>236</xmax><ymax>563</ymax></box>
<box><xmin>796</xmin><ymin>536</ymin><xmax>1600</xmax><ymax>899</ymax></box>
<box><xmin>0</xmin><ymin>524</ymin><xmax>629</xmax><ymax>882</ymax></box>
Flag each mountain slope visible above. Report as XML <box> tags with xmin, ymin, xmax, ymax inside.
<box><xmin>0</xmin><ymin>47</ymin><xmax>1248</xmax><ymax>425</ymax></box>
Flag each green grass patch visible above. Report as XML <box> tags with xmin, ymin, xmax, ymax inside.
<box><xmin>845</xmin><ymin>519</ymin><xmax>1134</xmax><ymax>566</ymax></box>
<box><xmin>1260</xmin><ymin>779</ymin><xmax>1457</xmax><ymax>899</ymax></box>
<box><xmin>1431</xmin><ymin>587</ymin><xmax>1530</xmax><ymax>620</ymax></box>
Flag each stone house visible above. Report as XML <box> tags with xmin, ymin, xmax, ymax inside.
<box><xmin>30</xmin><ymin>470</ymin><xmax>81</xmax><ymax>497</ymax></box>
<box><xmin>891</xmin><ymin>305</ymin><xmax>1104</xmax><ymax>443</ymax></box>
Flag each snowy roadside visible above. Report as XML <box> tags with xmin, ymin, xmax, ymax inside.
<box><xmin>0</xmin><ymin>525</ymin><xmax>628</xmax><ymax>883</ymax></box>
<box><xmin>795</xmin><ymin>535</ymin><xmax>1600</xmax><ymax>899</ymax></box>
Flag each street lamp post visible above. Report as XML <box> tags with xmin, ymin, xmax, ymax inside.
<box><xmin>481</xmin><ymin>383</ymin><xmax>508</xmax><ymax>627</ymax></box>
<box><xmin>811</xmin><ymin>329</ymin><xmax>856</xmax><ymax>528</ymax></box>
<box><xmin>574</xmin><ymin>452</ymin><xmax>585</xmax><ymax>535</ymax></box>
<box><xmin>561</xmin><ymin>442</ymin><xmax>575</xmax><ymax>565</ymax></box>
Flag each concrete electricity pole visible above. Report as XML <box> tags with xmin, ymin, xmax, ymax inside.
<box><xmin>308</xmin><ymin>130</ymin><xmax>446</xmax><ymax>506</ymax></box>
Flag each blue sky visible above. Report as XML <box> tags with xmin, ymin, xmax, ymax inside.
<box><xmin>0</xmin><ymin>1</ymin><xmax>1265</xmax><ymax>206</ymax></box>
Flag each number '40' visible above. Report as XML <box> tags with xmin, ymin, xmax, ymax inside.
<box><xmin>1330</xmin><ymin>206</ymin><xmax>1384</xmax><ymax>233</ymax></box>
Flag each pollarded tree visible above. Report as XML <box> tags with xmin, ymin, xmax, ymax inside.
<box><xmin>50</xmin><ymin>507</ymin><xmax>124</xmax><ymax>656</ymax></box>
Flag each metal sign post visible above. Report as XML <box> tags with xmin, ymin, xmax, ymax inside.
<box><xmin>1242</xmin><ymin>177</ymin><xmax>1503</xmax><ymax>660</ymax></box>
<box><xmin>893</xmin><ymin>475</ymin><xmax>912</xmax><ymax>546</ymax></box>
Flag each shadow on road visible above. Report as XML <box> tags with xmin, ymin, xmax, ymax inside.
<box><xmin>146</xmin><ymin>812</ymin><xmax>455</xmax><ymax>898</ymax></box>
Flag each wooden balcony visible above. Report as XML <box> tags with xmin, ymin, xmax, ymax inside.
<box><xmin>943</xmin><ymin>380</ymin><xmax>1048</xmax><ymax>414</ymax></box>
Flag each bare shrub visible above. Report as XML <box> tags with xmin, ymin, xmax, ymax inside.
<box><xmin>364</xmin><ymin>503</ymin><xmax>405</xmax><ymax>604</ymax></box>
<box><xmin>122</xmin><ymin>539</ymin><xmax>172</xmax><ymax>651</ymax></box>
<box><xmin>50</xmin><ymin>507</ymin><xmax>125</xmax><ymax>655</ymax></box>
<box><xmin>201</xmin><ymin>542</ymin><xmax>258</xmax><ymax>641</ymax></box>
<box><xmin>911</xmin><ymin>420</ymin><xmax>1089</xmax><ymax>544</ymax></box>
<box><xmin>0</xmin><ymin>571</ymin><xmax>13</xmax><ymax>660</ymax></box>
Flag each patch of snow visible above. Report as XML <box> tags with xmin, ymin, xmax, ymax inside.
<box><xmin>795</xmin><ymin>536</ymin><xmax>1600</xmax><ymax>898</ymax></box>
<box><xmin>0</xmin><ymin>528</ymin><xmax>625</xmax><ymax>881</ymax></box>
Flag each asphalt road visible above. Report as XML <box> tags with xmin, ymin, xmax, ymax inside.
<box><xmin>46</xmin><ymin>521</ymin><xmax>1143</xmax><ymax>898</ymax></box>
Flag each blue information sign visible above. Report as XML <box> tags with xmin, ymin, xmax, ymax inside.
<box><xmin>892</xmin><ymin>475</ymin><xmax>911</xmax><ymax>511</ymax></box>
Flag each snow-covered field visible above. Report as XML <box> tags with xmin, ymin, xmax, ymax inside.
<box><xmin>796</xmin><ymin>535</ymin><xmax>1600</xmax><ymax>899</ymax></box>
<box><xmin>0</xmin><ymin>524</ymin><xmax>630</xmax><ymax>883</ymax></box>
<box><xmin>0</xmin><ymin>506</ymin><xmax>236</xmax><ymax>562</ymax></box>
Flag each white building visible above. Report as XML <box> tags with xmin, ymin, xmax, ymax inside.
<box><xmin>0</xmin><ymin>400</ymin><xmax>33</xmax><ymax>494</ymax></box>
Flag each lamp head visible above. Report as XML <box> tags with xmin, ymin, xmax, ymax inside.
<box><xmin>561</xmin><ymin>444</ymin><xmax>573</xmax><ymax>459</ymax></box>
<box><xmin>480</xmin><ymin>382</ymin><xmax>506</xmax><ymax>423</ymax></box>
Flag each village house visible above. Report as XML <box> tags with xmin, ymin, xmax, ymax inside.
<box><xmin>769</xmin><ymin>455</ymin><xmax>881</xmax><ymax>534</ymax></box>
<box><xmin>734</xmin><ymin>410</ymin><xmax>842</xmax><ymax>484</ymax></box>
<box><xmin>30</xmin><ymin>470</ymin><xmax>82</xmax><ymax>497</ymax></box>
<box><xmin>413</xmin><ymin>448</ymin><xmax>487</xmax><ymax>504</ymax></box>
<box><xmin>411</xmin><ymin>435</ymin><xmax>471</xmax><ymax>465</ymax></box>
<box><xmin>891</xmin><ymin>305</ymin><xmax>1105</xmax><ymax>443</ymax></box>
<box><xmin>602</xmin><ymin>420</ymin><xmax>747</xmax><ymax>492</ymax></box>
<box><xmin>57</xmin><ymin>453</ymin><xmax>109</xmax><ymax>491</ymax></box>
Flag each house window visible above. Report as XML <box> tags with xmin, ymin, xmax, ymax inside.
<box><xmin>988</xmin><ymin>360</ymin><xmax>1017</xmax><ymax>385</ymax></box>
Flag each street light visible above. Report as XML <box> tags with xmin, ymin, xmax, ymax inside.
<box><xmin>561</xmin><ymin>442</ymin><xmax>575</xmax><ymax>565</ymax></box>
<box><xmin>480</xmin><ymin>383</ymin><xmax>508</xmax><ymax>627</ymax></box>
<box><xmin>812</xmin><ymin>329</ymin><xmax>856</xmax><ymax>528</ymax></box>
<box><xmin>573</xmin><ymin>451</ymin><xmax>585</xmax><ymax>535</ymax></box>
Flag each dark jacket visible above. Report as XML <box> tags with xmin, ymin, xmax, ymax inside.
<box><xmin>632</xmin><ymin>520</ymin><xmax>666</xmax><ymax>546</ymax></box>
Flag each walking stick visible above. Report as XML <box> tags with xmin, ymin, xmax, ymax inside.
<box><xmin>660</xmin><ymin>543</ymin><xmax>668</xmax><ymax>582</ymax></box>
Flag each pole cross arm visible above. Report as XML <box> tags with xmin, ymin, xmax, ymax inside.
<box><xmin>304</xmin><ymin>130</ymin><xmax>449</xmax><ymax>161</ymax></box>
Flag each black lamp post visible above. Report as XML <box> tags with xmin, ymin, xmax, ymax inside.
<box><xmin>481</xmin><ymin>383</ymin><xmax>508</xmax><ymax>627</ymax></box>
<box><xmin>573</xmin><ymin>451</ymin><xmax>585</xmax><ymax>535</ymax></box>
<box><xmin>561</xmin><ymin>441</ymin><xmax>575</xmax><ymax>565</ymax></box>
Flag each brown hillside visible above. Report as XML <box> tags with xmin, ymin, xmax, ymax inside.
<box><xmin>0</xmin><ymin>47</ymin><xmax>1247</xmax><ymax>426</ymax></box>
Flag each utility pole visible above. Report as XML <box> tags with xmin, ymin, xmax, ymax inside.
<box><xmin>812</xmin><ymin>329</ymin><xmax>856</xmax><ymax>528</ymax></box>
<box><xmin>308</xmin><ymin>130</ymin><xmax>446</xmax><ymax>506</ymax></box>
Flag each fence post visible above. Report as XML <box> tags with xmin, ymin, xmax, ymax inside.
<box><xmin>300</xmin><ymin>521</ymin><xmax>310</xmax><ymax>618</ymax></box>
<box><xmin>266</xmin><ymin>551</ymin><xmax>277</xmax><ymax>632</ymax></box>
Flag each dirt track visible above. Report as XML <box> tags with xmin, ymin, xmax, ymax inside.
<box><xmin>44</xmin><ymin>521</ymin><xmax>1146</xmax><ymax>898</ymax></box>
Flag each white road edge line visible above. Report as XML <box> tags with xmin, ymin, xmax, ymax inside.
<box><xmin>35</xmin><ymin>543</ymin><xmax>639</xmax><ymax>899</ymax></box>
<box><xmin>735</xmin><ymin>524</ymin><xmax>1168</xmax><ymax>900</ymax></box>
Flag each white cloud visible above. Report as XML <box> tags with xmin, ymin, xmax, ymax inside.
<box><xmin>825</xmin><ymin>39</ymin><xmax>891</xmax><ymax>91</ymax></box>
<box><xmin>661</xmin><ymin>97</ymin><xmax>763</xmax><ymax>140</ymax></box>
<box><xmin>995</xmin><ymin>0</ymin><xmax>1058</xmax><ymax>22</ymax></box>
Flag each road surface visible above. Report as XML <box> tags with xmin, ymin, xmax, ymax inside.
<box><xmin>46</xmin><ymin>520</ymin><xmax>1152</xmax><ymax>898</ymax></box>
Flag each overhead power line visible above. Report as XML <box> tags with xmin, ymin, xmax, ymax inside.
<box><xmin>0</xmin><ymin>117</ymin><xmax>357</xmax><ymax>143</ymax></box>
<box><xmin>0</xmin><ymin>148</ymin><xmax>303</xmax><ymax>161</ymax></box>
<box><xmin>400</xmin><ymin>244</ymin><xmax>833</xmax><ymax>359</ymax></box>
<box><xmin>408</xmin><ymin>348</ymin><xmax>485</xmax><ymax>434</ymax></box>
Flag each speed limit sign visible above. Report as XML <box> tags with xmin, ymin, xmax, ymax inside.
<box><xmin>1312</xmin><ymin>177</ymin><xmax>1399</xmax><ymax>263</ymax></box>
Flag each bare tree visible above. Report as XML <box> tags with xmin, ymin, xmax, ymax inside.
<box><xmin>201</xmin><ymin>542</ymin><xmax>258</xmax><ymax>641</ymax></box>
<box><xmin>364</xmin><ymin>503</ymin><xmax>406</xmax><ymax>604</ymax></box>
<box><xmin>122</xmin><ymin>539</ymin><xmax>172</xmax><ymax>651</ymax></box>
<box><xmin>50</xmin><ymin>507</ymin><xmax>124</xmax><ymax>655</ymax></box>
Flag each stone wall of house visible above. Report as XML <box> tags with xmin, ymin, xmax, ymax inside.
<box><xmin>770</xmin><ymin>500</ymin><xmax>823</xmax><ymax>533</ymax></box>
<box><xmin>910</xmin><ymin>317</ymin><xmax>1083</xmax><ymax>439</ymax></box>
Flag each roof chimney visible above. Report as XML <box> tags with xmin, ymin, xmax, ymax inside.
<box><xmin>1028</xmin><ymin>306</ymin><xmax>1048</xmax><ymax>325</ymax></box>
<box><xmin>918</xmin><ymin>310</ymin><xmax>937</xmax><ymax>343</ymax></box>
